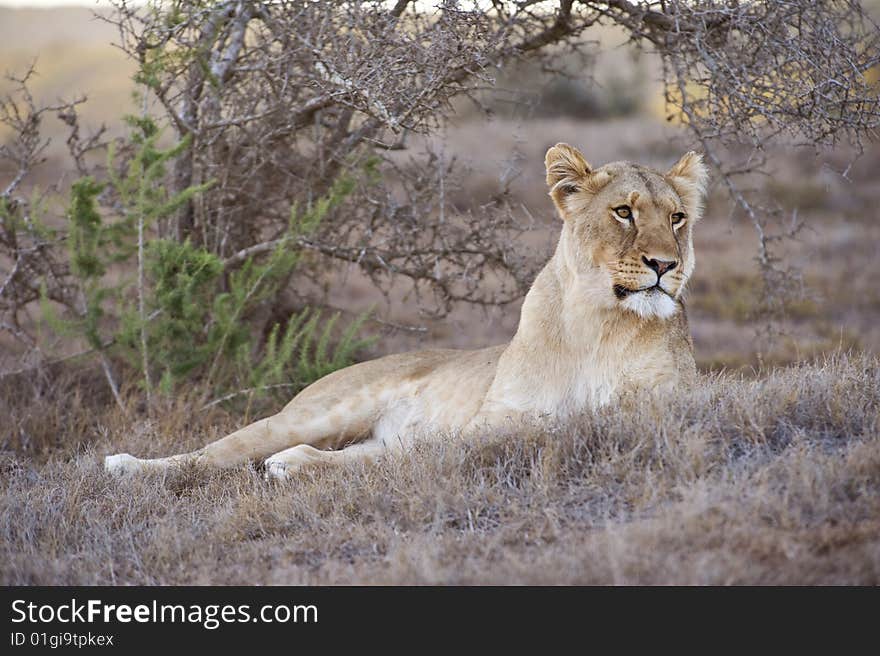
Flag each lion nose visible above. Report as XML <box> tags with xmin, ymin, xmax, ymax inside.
<box><xmin>642</xmin><ymin>256</ymin><xmax>677</xmax><ymax>278</ymax></box>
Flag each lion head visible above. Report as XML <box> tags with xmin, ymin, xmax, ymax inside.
<box><xmin>545</xmin><ymin>143</ymin><xmax>709</xmax><ymax>320</ymax></box>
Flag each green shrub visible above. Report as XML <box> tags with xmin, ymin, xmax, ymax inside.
<box><xmin>43</xmin><ymin>118</ymin><xmax>374</xmax><ymax>410</ymax></box>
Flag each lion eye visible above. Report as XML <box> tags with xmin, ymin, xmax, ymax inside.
<box><xmin>613</xmin><ymin>205</ymin><xmax>632</xmax><ymax>220</ymax></box>
<box><xmin>671</xmin><ymin>212</ymin><xmax>687</xmax><ymax>226</ymax></box>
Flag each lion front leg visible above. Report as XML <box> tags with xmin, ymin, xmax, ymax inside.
<box><xmin>104</xmin><ymin>412</ymin><xmax>303</xmax><ymax>476</ymax></box>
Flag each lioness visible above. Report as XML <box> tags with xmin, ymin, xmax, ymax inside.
<box><xmin>106</xmin><ymin>143</ymin><xmax>708</xmax><ymax>481</ymax></box>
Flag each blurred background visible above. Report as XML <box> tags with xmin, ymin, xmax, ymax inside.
<box><xmin>1</xmin><ymin>0</ymin><xmax>878</xmax><ymax>375</ymax></box>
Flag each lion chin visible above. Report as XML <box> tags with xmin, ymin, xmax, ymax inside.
<box><xmin>619</xmin><ymin>288</ymin><xmax>678</xmax><ymax>319</ymax></box>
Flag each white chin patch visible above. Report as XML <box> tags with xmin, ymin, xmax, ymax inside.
<box><xmin>620</xmin><ymin>290</ymin><xmax>678</xmax><ymax>319</ymax></box>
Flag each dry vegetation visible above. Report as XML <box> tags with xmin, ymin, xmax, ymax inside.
<box><xmin>2</xmin><ymin>353</ymin><xmax>878</xmax><ymax>585</ymax></box>
<box><xmin>2</xmin><ymin>5</ymin><xmax>880</xmax><ymax>585</ymax></box>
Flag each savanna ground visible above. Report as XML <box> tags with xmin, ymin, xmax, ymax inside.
<box><xmin>1</xmin><ymin>7</ymin><xmax>879</xmax><ymax>585</ymax></box>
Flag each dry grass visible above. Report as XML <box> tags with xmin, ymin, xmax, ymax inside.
<box><xmin>2</xmin><ymin>353</ymin><xmax>878</xmax><ymax>585</ymax></box>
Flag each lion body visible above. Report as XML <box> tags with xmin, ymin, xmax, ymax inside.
<box><xmin>105</xmin><ymin>144</ymin><xmax>707</xmax><ymax>480</ymax></box>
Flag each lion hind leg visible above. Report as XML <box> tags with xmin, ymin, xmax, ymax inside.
<box><xmin>264</xmin><ymin>438</ymin><xmax>392</xmax><ymax>483</ymax></box>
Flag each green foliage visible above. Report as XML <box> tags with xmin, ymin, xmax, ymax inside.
<box><xmin>108</xmin><ymin>117</ymin><xmax>213</xmax><ymax>226</ymax></box>
<box><xmin>118</xmin><ymin>239</ymin><xmax>224</xmax><ymax>385</ymax></box>
<box><xmin>236</xmin><ymin>307</ymin><xmax>375</xmax><ymax>406</ymax></box>
<box><xmin>67</xmin><ymin>178</ymin><xmax>106</xmax><ymax>280</ymax></box>
<box><xmin>62</xmin><ymin>178</ymin><xmax>114</xmax><ymax>348</ymax></box>
<box><xmin>42</xmin><ymin>115</ymin><xmax>375</xmax><ymax>410</ymax></box>
<box><xmin>132</xmin><ymin>171</ymin><xmax>374</xmax><ymax>405</ymax></box>
<box><xmin>47</xmin><ymin>117</ymin><xmax>206</xmax><ymax>353</ymax></box>
<box><xmin>295</xmin><ymin>309</ymin><xmax>375</xmax><ymax>383</ymax></box>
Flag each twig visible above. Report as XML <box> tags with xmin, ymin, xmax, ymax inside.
<box><xmin>369</xmin><ymin>316</ymin><xmax>428</xmax><ymax>334</ymax></box>
<box><xmin>137</xmin><ymin>211</ymin><xmax>152</xmax><ymax>407</ymax></box>
<box><xmin>200</xmin><ymin>383</ymin><xmax>300</xmax><ymax>411</ymax></box>
<box><xmin>99</xmin><ymin>353</ymin><xmax>127</xmax><ymax>415</ymax></box>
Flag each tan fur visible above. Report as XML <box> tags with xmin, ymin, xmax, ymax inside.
<box><xmin>105</xmin><ymin>145</ymin><xmax>708</xmax><ymax>481</ymax></box>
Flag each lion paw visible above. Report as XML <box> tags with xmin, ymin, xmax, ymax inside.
<box><xmin>104</xmin><ymin>453</ymin><xmax>143</xmax><ymax>476</ymax></box>
<box><xmin>264</xmin><ymin>457</ymin><xmax>292</xmax><ymax>483</ymax></box>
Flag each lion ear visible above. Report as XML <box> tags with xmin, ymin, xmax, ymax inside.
<box><xmin>546</xmin><ymin>143</ymin><xmax>591</xmax><ymax>189</ymax></box>
<box><xmin>666</xmin><ymin>151</ymin><xmax>709</xmax><ymax>217</ymax></box>
<box><xmin>545</xmin><ymin>143</ymin><xmax>610</xmax><ymax>214</ymax></box>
